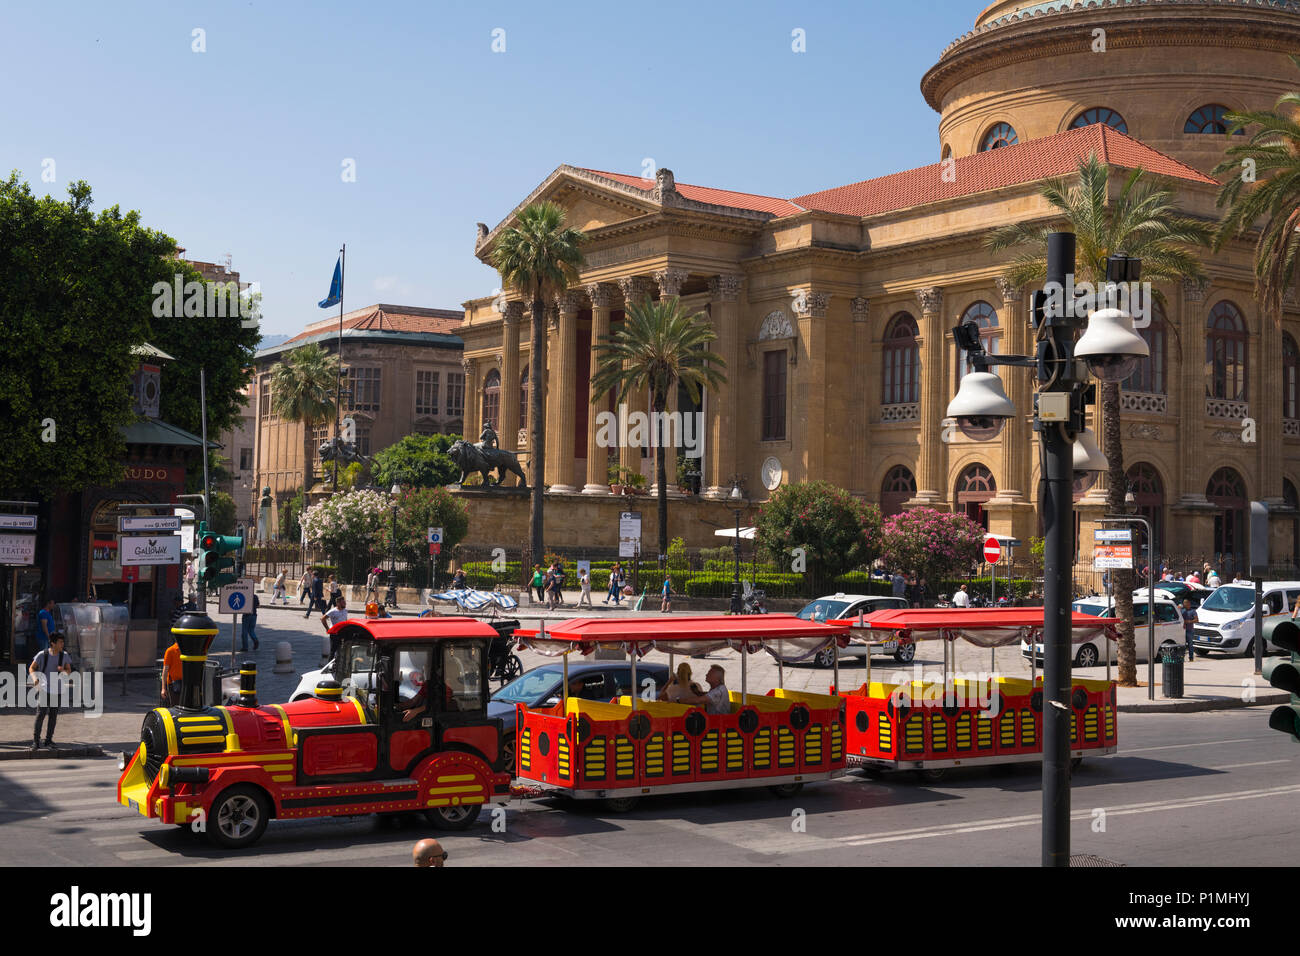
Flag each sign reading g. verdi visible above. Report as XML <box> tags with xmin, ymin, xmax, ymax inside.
<box><xmin>118</xmin><ymin>535</ymin><xmax>181</xmax><ymax>566</ymax></box>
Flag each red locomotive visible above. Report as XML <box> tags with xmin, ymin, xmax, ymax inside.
<box><xmin>118</xmin><ymin>612</ymin><xmax>511</xmax><ymax>848</ymax></box>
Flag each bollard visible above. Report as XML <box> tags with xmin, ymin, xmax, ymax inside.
<box><xmin>272</xmin><ymin>640</ymin><xmax>294</xmax><ymax>674</ymax></box>
<box><xmin>321</xmin><ymin>634</ymin><xmax>332</xmax><ymax>662</ymax></box>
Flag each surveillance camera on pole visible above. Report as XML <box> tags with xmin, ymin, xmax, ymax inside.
<box><xmin>1074</xmin><ymin>307</ymin><xmax>1149</xmax><ymax>382</ymax></box>
<box><xmin>946</xmin><ymin>322</ymin><xmax>1018</xmax><ymax>440</ymax></box>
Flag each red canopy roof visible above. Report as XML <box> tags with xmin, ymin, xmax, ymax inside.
<box><xmin>331</xmin><ymin>616</ymin><xmax>501</xmax><ymax>640</ymax></box>
<box><xmin>851</xmin><ymin>607</ymin><xmax>1121</xmax><ymax>633</ymax></box>
<box><xmin>515</xmin><ymin>614</ymin><xmax>851</xmax><ymax>645</ymax></box>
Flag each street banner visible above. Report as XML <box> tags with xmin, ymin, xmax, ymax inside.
<box><xmin>619</xmin><ymin>512</ymin><xmax>642</xmax><ymax>559</ymax></box>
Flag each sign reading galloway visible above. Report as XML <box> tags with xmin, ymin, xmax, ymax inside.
<box><xmin>119</xmin><ymin>535</ymin><xmax>181</xmax><ymax>566</ymax></box>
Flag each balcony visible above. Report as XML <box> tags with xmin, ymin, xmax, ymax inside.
<box><xmin>1206</xmin><ymin>398</ymin><xmax>1249</xmax><ymax>420</ymax></box>
<box><xmin>1119</xmin><ymin>391</ymin><xmax>1167</xmax><ymax>415</ymax></box>
<box><xmin>880</xmin><ymin>403</ymin><xmax>920</xmax><ymax>423</ymax></box>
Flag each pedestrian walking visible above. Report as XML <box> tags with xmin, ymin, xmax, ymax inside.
<box><xmin>577</xmin><ymin>568</ymin><xmax>593</xmax><ymax>607</ymax></box>
<box><xmin>891</xmin><ymin>571</ymin><xmax>906</xmax><ymax>599</ymax></box>
<box><xmin>608</xmin><ymin>564</ymin><xmax>624</xmax><ymax>605</ymax></box>
<box><xmin>550</xmin><ymin>562</ymin><xmax>565</xmax><ymax>607</ymax></box>
<box><xmin>365</xmin><ymin>567</ymin><xmax>380</xmax><ymax>604</ymax></box>
<box><xmin>298</xmin><ymin>569</ymin><xmax>312</xmax><ymax>605</ymax></box>
<box><xmin>1206</xmin><ymin>568</ymin><xmax>1221</xmax><ymax>588</ymax></box>
<box><xmin>35</xmin><ymin>598</ymin><xmax>56</xmax><ymax>653</ymax></box>
<box><xmin>29</xmin><ymin>633</ymin><xmax>72</xmax><ymax>751</ymax></box>
<box><xmin>240</xmin><ymin>593</ymin><xmax>260</xmax><ymax>651</ymax></box>
<box><xmin>322</xmin><ymin>595</ymin><xmax>349</xmax><ymax>660</ymax></box>
<box><xmin>272</xmin><ymin>568</ymin><xmax>287</xmax><ymax>604</ymax></box>
<box><xmin>305</xmin><ymin>570</ymin><xmax>324</xmax><ymax>619</ymax></box>
<box><xmin>1180</xmin><ymin>598</ymin><xmax>1198</xmax><ymax>662</ymax></box>
<box><xmin>660</xmin><ymin>574</ymin><xmax>672</xmax><ymax>613</ymax></box>
<box><xmin>531</xmin><ymin>565</ymin><xmax>545</xmax><ymax>604</ymax></box>
<box><xmin>952</xmin><ymin>584</ymin><xmax>970</xmax><ymax>608</ymax></box>
<box><xmin>327</xmin><ymin>574</ymin><xmax>342</xmax><ymax>606</ymax></box>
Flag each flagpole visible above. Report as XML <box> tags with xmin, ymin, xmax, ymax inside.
<box><xmin>334</xmin><ymin>243</ymin><xmax>346</xmax><ymax>492</ymax></box>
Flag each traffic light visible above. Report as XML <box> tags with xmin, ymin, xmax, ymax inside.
<box><xmin>1264</xmin><ymin>619</ymin><xmax>1300</xmax><ymax>741</ymax></box>
<box><xmin>196</xmin><ymin>520</ymin><xmax>243</xmax><ymax>591</ymax></box>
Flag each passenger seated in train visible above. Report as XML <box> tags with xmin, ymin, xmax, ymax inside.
<box><xmin>658</xmin><ymin>662</ymin><xmax>705</xmax><ymax>703</ymax></box>
<box><xmin>677</xmin><ymin>665</ymin><xmax>730</xmax><ymax>714</ymax></box>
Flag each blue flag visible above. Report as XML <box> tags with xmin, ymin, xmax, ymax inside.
<box><xmin>318</xmin><ymin>256</ymin><xmax>342</xmax><ymax>308</ymax></box>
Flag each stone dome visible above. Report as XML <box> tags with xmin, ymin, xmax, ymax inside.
<box><xmin>922</xmin><ymin>0</ymin><xmax>1300</xmax><ymax>173</ymax></box>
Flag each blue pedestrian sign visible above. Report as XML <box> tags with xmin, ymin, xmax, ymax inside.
<box><xmin>219</xmin><ymin>581</ymin><xmax>255</xmax><ymax>615</ymax></box>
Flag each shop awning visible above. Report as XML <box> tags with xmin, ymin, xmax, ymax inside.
<box><xmin>515</xmin><ymin>614</ymin><xmax>852</xmax><ymax>658</ymax></box>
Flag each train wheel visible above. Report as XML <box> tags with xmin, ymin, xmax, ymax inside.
<box><xmin>768</xmin><ymin>782</ymin><xmax>804</xmax><ymax>798</ymax></box>
<box><xmin>914</xmin><ymin>768</ymin><xmax>946</xmax><ymax>784</ymax></box>
<box><xmin>603</xmin><ymin>795</ymin><xmax>641</xmax><ymax>812</ymax></box>
<box><xmin>426</xmin><ymin>804</ymin><xmax>481</xmax><ymax>831</ymax></box>
<box><xmin>208</xmin><ymin>786</ymin><xmax>270</xmax><ymax>849</ymax></box>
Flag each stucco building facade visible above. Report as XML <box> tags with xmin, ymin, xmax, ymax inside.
<box><xmin>458</xmin><ymin>0</ymin><xmax>1300</xmax><ymax>572</ymax></box>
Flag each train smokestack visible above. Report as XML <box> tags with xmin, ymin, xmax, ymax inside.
<box><xmin>239</xmin><ymin>660</ymin><xmax>257</xmax><ymax>708</ymax></box>
<box><xmin>172</xmin><ymin>612</ymin><xmax>218</xmax><ymax>712</ymax></box>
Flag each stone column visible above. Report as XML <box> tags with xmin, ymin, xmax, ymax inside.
<box><xmin>462</xmin><ymin>357</ymin><xmax>480</xmax><ymax>450</ymax></box>
<box><xmin>583</xmin><ymin>283</ymin><xmax>616</xmax><ymax>494</ymax></box>
<box><xmin>1257</xmin><ymin>301</ymin><xmax>1283</xmax><ymax>505</ymax></box>
<box><xmin>850</xmin><ymin>297</ymin><xmax>870</xmax><ymax>494</ymax></box>
<box><xmin>705</xmin><ymin>274</ymin><xmax>743</xmax><ymax>497</ymax></box>
<box><xmin>545</xmin><ymin>291</ymin><xmax>581</xmax><ymax>493</ymax></box>
<box><xmin>792</xmin><ymin>290</ymin><xmax>831</xmax><ymax>485</ymax></box>
<box><xmin>617</xmin><ymin>276</ymin><xmax>654</xmax><ymax>484</ymax></box>
<box><xmin>909</xmin><ymin>287</ymin><xmax>946</xmax><ymax>507</ymax></box>
<box><xmin>1177</xmin><ymin>279</ymin><xmax>1210</xmax><ymax>509</ymax></box>
<box><xmin>500</xmin><ymin>302</ymin><xmax>522</xmax><ymax>453</ymax></box>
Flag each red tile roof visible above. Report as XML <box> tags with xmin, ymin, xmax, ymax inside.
<box><xmin>791</xmin><ymin>125</ymin><xmax>1219</xmax><ymax>218</ymax></box>
<box><xmin>579</xmin><ymin>169</ymin><xmax>805</xmax><ymax>217</ymax></box>
<box><xmin>282</xmin><ymin>304</ymin><xmax>463</xmax><ymax>346</ymax></box>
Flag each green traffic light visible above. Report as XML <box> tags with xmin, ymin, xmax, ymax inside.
<box><xmin>197</xmin><ymin>529</ymin><xmax>243</xmax><ymax>591</ymax></box>
<box><xmin>1264</xmin><ymin>659</ymin><xmax>1300</xmax><ymax>696</ymax></box>
<box><xmin>1271</xmin><ymin>620</ymin><xmax>1300</xmax><ymax>654</ymax></box>
<box><xmin>1267</xmin><ymin>704</ymin><xmax>1300</xmax><ymax>741</ymax></box>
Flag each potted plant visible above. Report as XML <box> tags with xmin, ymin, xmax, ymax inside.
<box><xmin>624</xmin><ymin>470</ymin><xmax>647</xmax><ymax>496</ymax></box>
<box><xmin>608</xmin><ymin>463</ymin><xmax>624</xmax><ymax>496</ymax></box>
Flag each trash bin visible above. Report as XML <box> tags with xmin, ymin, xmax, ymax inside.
<box><xmin>1161</xmin><ymin>644</ymin><xmax>1186</xmax><ymax>699</ymax></box>
<box><xmin>202</xmin><ymin>659</ymin><xmax>223</xmax><ymax>707</ymax></box>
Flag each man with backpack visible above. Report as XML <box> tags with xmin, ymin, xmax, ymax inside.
<box><xmin>29</xmin><ymin>632</ymin><xmax>73</xmax><ymax>751</ymax></box>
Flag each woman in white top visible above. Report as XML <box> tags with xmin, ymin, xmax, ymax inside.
<box><xmin>578</xmin><ymin>569</ymin><xmax>593</xmax><ymax>607</ymax></box>
<box><xmin>272</xmin><ymin>569</ymin><xmax>287</xmax><ymax>603</ymax></box>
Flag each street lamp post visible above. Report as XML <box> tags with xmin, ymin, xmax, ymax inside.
<box><xmin>385</xmin><ymin>482</ymin><xmax>400</xmax><ymax>609</ymax></box>
<box><xmin>729</xmin><ymin>479</ymin><xmax>744</xmax><ymax>614</ymax></box>
<box><xmin>947</xmin><ymin>233</ymin><xmax>1149</xmax><ymax>867</ymax></box>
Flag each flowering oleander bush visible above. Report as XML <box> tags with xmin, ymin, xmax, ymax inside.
<box><xmin>300</xmin><ymin>489</ymin><xmax>390</xmax><ymax>581</ymax></box>
<box><xmin>880</xmin><ymin>508</ymin><xmax>984</xmax><ymax>589</ymax></box>
<box><xmin>755</xmin><ymin>481</ymin><xmax>882</xmax><ymax>581</ymax></box>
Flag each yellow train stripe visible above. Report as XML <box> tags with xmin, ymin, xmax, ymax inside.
<box><xmin>265</xmin><ymin>763</ymin><xmax>294</xmax><ymax>772</ymax></box>
<box><xmin>178</xmin><ymin>655</ymin><xmax>208</xmax><ymax>662</ymax></box>
<box><xmin>269</xmin><ymin>704</ymin><xmax>294</xmax><ymax>748</ymax></box>
<box><xmin>349</xmin><ymin>697</ymin><xmax>367</xmax><ymax>724</ymax></box>
<box><xmin>436</xmin><ymin>774</ymin><xmax>476</xmax><ymax>783</ymax></box>
<box><xmin>180</xmin><ymin>736</ymin><xmax>225</xmax><ymax>745</ymax></box>
<box><xmin>170</xmin><ymin>628</ymin><xmax>218</xmax><ymax>635</ymax></box>
<box><xmin>172</xmin><ymin>753</ymin><xmax>294</xmax><ymax>766</ymax></box>
<box><xmin>272</xmin><ymin>775</ymin><xmax>294</xmax><ymax>782</ymax></box>
<box><xmin>426</xmin><ymin>785</ymin><xmax>484</xmax><ymax>795</ymax></box>
<box><xmin>160</xmin><ymin>709</ymin><xmax>177</xmax><ymax>755</ymax></box>
<box><xmin>178</xmin><ymin>715</ymin><xmax>220</xmax><ymax>723</ymax></box>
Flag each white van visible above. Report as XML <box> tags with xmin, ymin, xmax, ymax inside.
<box><xmin>1190</xmin><ymin>581</ymin><xmax>1300</xmax><ymax>657</ymax></box>
<box><xmin>1022</xmin><ymin>591</ymin><xmax>1185</xmax><ymax>667</ymax></box>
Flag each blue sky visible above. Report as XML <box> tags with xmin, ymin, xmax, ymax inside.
<box><xmin>1</xmin><ymin>0</ymin><xmax>984</xmax><ymax>336</ymax></box>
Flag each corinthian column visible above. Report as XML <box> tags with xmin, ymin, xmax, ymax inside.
<box><xmin>705</xmin><ymin>274</ymin><xmax>743</xmax><ymax>497</ymax></box>
<box><xmin>617</xmin><ymin>276</ymin><xmax>654</xmax><ymax>482</ymax></box>
<box><xmin>910</xmin><ymin>287</ymin><xmax>945</xmax><ymax>506</ymax></box>
<box><xmin>995</xmin><ymin>278</ymin><xmax>1029</xmax><ymax>500</ymax></box>
<box><xmin>546</xmin><ymin>290</ymin><xmax>582</xmax><ymax>493</ymax></box>
<box><xmin>850</xmin><ymin>297</ymin><xmax>870</xmax><ymax>494</ymax></box>
<box><xmin>462</xmin><ymin>358</ymin><xmax>480</xmax><ymax>449</ymax></box>
<box><xmin>500</xmin><ymin>302</ymin><xmax>522</xmax><ymax>454</ymax></box>
<box><xmin>583</xmin><ymin>283</ymin><xmax>616</xmax><ymax>494</ymax></box>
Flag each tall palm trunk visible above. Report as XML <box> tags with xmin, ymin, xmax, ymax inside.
<box><xmin>303</xmin><ymin>420</ymin><xmax>316</xmax><ymax>501</ymax></box>
<box><xmin>653</xmin><ymin>384</ymin><xmax>669</xmax><ymax>570</ymax></box>
<box><xmin>1102</xmin><ymin>381</ymin><xmax>1137</xmax><ymax>684</ymax></box>
<box><xmin>529</xmin><ymin>289</ymin><xmax>546</xmax><ymax>562</ymax></box>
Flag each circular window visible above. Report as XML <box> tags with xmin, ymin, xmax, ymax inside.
<box><xmin>1070</xmin><ymin>108</ymin><xmax>1127</xmax><ymax>134</ymax></box>
<box><xmin>980</xmin><ymin>122</ymin><xmax>1018</xmax><ymax>151</ymax></box>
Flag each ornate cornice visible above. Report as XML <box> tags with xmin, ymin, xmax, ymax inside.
<box><xmin>1183</xmin><ymin>277</ymin><xmax>1210</xmax><ymax>303</ymax></box>
<box><xmin>793</xmin><ymin>290</ymin><xmax>831</xmax><ymax>319</ymax></box>
<box><xmin>585</xmin><ymin>282</ymin><xmax>616</xmax><ymax>310</ymax></box>
<box><xmin>851</xmin><ymin>296</ymin><xmax>870</xmax><ymax>322</ymax></box>
<box><xmin>708</xmin><ymin>274</ymin><xmax>743</xmax><ymax>302</ymax></box>
<box><xmin>654</xmin><ymin>268</ymin><xmax>689</xmax><ymax>298</ymax></box>
<box><xmin>554</xmin><ymin>290</ymin><xmax>583</xmax><ymax>314</ymax></box>
<box><xmin>502</xmin><ymin>300</ymin><xmax>524</xmax><ymax>324</ymax></box>
<box><xmin>617</xmin><ymin>275</ymin><xmax>655</xmax><ymax>305</ymax></box>
<box><xmin>996</xmin><ymin>277</ymin><xmax>1022</xmax><ymax>304</ymax></box>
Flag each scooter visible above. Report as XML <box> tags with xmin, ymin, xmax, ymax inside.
<box><xmin>742</xmin><ymin>588</ymin><xmax>768</xmax><ymax>615</ymax></box>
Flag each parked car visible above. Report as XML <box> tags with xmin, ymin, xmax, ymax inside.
<box><xmin>1149</xmin><ymin>581</ymin><xmax>1212</xmax><ymax>608</ymax></box>
<box><xmin>1191</xmin><ymin>581</ymin><xmax>1300</xmax><ymax>656</ymax></box>
<box><xmin>489</xmin><ymin>661</ymin><xmax>670</xmax><ymax>768</ymax></box>
<box><xmin>795</xmin><ymin>593</ymin><xmax>912</xmax><ymax>666</ymax></box>
<box><xmin>1022</xmin><ymin>592</ymin><xmax>1185</xmax><ymax>667</ymax></box>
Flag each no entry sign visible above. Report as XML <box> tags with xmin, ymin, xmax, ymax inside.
<box><xmin>983</xmin><ymin>536</ymin><xmax>1002</xmax><ymax>564</ymax></box>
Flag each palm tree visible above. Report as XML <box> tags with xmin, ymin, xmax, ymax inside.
<box><xmin>490</xmin><ymin>201</ymin><xmax>586</xmax><ymax>563</ymax></box>
<box><xmin>987</xmin><ymin>152</ymin><xmax>1212</xmax><ymax>685</ymax></box>
<box><xmin>590</xmin><ymin>297</ymin><xmax>727</xmax><ymax>569</ymax></box>
<box><xmin>1213</xmin><ymin>57</ymin><xmax>1300</xmax><ymax>323</ymax></box>
<box><xmin>269</xmin><ymin>343</ymin><xmax>339</xmax><ymax>498</ymax></box>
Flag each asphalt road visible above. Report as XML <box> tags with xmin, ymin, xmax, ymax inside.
<box><xmin>3</xmin><ymin>706</ymin><xmax>1294</xmax><ymax>867</ymax></box>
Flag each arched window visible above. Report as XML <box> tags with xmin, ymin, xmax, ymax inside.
<box><xmin>1207</xmin><ymin>302</ymin><xmax>1248</xmax><ymax>401</ymax></box>
<box><xmin>481</xmin><ymin>368</ymin><xmax>500</xmax><ymax>432</ymax></box>
<box><xmin>941</xmin><ymin>144</ymin><xmax>952</xmax><ymax>160</ymax></box>
<box><xmin>880</xmin><ymin>465</ymin><xmax>916</xmax><ymax>517</ymax></box>
<box><xmin>1070</xmin><ymin>108</ymin><xmax>1128</xmax><ymax>134</ymax></box>
<box><xmin>1127</xmin><ymin>462</ymin><xmax>1165</xmax><ymax>563</ymax></box>
<box><xmin>519</xmin><ymin>365</ymin><xmax>529</xmax><ymax>431</ymax></box>
<box><xmin>1184</xmin><ymin>105</ymin><xmax>1243</xmax><ymax>135</ymax></box>
<box><xmin>1126</xmin><ymin>303</ymin><xmax>1167</xmax><ymax>394</ymax></box>
<box><xmin>1207</xmin><ymin>467</ymin><xmax>1247</xmax><ymax>568</ymax></box>
<box><xmin>980</xmin><ymin>122</ymin><xmax>1018</xmax><ymax>151</ymax></box>
<box><xmin>955</xmin><ymin>464</ymin><xmax>996</xmax><ymax>531</ymax></box>
<box><xmin>882</xmin><ymin>313</ymin><xmax>920</xmax><ymax>405</ymax></box>
<box><xmin>956</xmin><ymin>301</ymin><xmax>1000</xmax><ymax>383</ymax></box>
<box><xmin>1286</xmin><ymin>335</ymin><xmax>1299</xmax><ymax>421</ymax></box>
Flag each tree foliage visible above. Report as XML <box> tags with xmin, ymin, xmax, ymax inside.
<box><xmin>371</xmin><ymin>433</ymin><xmax>461</xmax><ymax>489</ymax></box>
<box><xmin>879</xmin><ymin>508</ymin><xmax>984</xmax><ymax>587</ymax></box>
<box><xmin>375</xmin><ymin>486</ymin><xmax>470</xmax><ymax>570</ymax></box>
<box><xmin>755</xmin><ymin>481</ymin><xmax>882</xmax><ymax>581</ymax></box>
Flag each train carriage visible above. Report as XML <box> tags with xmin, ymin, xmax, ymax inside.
<box><xmin>836</xmin><ymin>607</ymin><xmax>1122</xmax><ymax>779</ymax></box>
<box><xmin>510</xmin><ymin>615</ymin><xmax>853</xmax><ymax>811</ymax></box>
